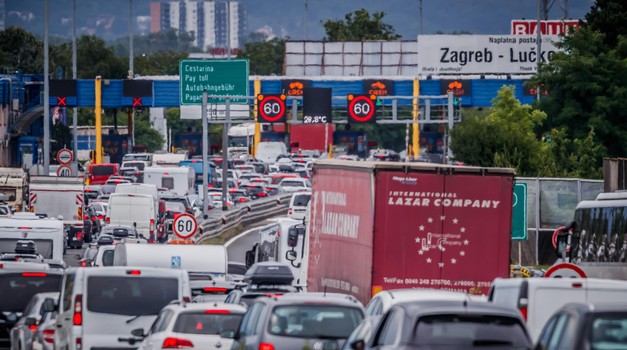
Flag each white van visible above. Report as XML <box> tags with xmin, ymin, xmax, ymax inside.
<box><xmin>488</xmin><ymin>277</ymin><xmax>627</xmax><ymax>342</ymax></box>
<box><xmin>143</xmin><ymin>166</ymin><xmax>195</xmax><ymax>196</ymax></box>
<box><xmin>288</xmin><ymin>191</ymin><xmax>311</xmax><ymax>220</ymax></box>
<box><xmin>113</xmin><ymin>243</ymin><xmax>228</xmax><ymax>281</ymax></box>
<box><xmin>106</xmin><ymin>193</ymin><xmax>156</xmax><ymax>241</ymax></box>
<box><xmin>55</xmin><ymin>267</ymin><xmax>191</xmax><ymax>350</ymax></box>
<box><xmin>256</xmin><ymin>142</ymin><xmax>287</xmax><ymax>164</ymax></box>
<box><xmin>114</xmin><ymin>183</ymin><xmax>159</xmax><ymax>215</ymax></box>
<box><xmin>0</xmin><ymin>215</ymin><xmax>65</xmax><ymax>268</ymax></box>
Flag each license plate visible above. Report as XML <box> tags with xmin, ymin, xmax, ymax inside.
<box><xmin>73</xmin><ymin>237</ymin><xmax>79</xmax><ymax>241</ymax></box>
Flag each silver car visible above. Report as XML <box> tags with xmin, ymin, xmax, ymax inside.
<box><xmin>10</xmin><ymin>292</ymin><xmax>58</xmax><ymax>350</ymax></box>
<box><xmin>30</xmin><ymin>311</ymin><xmax>56</xmax><ymax>350</ymax></box>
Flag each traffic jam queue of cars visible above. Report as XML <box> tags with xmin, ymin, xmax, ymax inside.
<box><xmin>0</xmin><ymin>149</ymin><xmax>626</xmax><ymax>350</ymax></box>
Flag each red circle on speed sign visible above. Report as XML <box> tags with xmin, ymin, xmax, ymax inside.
<box><xmin>56</xmin><ymin>148</ymin><xmax>73</xmax><ymax>165</ymax></box>
<box><xmin>544</xmin><ymin>262</ymin><xmax>587</xmax><ymax>278</ymax></box>
<box><xmin>348</xmin><ymin>95</ymin><xmax>376</xmax><ymax>122</ymax></box>
<box><xmin>173</xmin><ymin>213</ymin><xmax>198</xmax><ymax>239</ymax></box>
<box><xmin>259</xmin><ymin>95</ymin><xmax>286</xmax><ymax>123</ymax></box>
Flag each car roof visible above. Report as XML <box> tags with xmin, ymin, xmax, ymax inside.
<box><xmin>560</xmin><ymin>302</ymin><xmax>627</xmax><ymax>314</ymax></box>
<box><xmin>394</xmin><ymin>300</ymin><xmax>523</xmax><ymax>319</ymax></box>
<box><xmin>378</xmin><ymin>288</ymin><xmax>471</xmax><ymax>303</ymax></box>
<box><xmin>165</xmin><ymin>301</ymin><xmax>247</xmax><ymax>314</ymax></box>
<box><xmin>266</xmin><ymin>292</ymin><xmax>364</xmax><ymax>308</ymax></box>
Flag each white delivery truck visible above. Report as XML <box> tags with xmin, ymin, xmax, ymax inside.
<box><xmin>0</xmin><ymin>167</ymin><xmax>28</xmax><ymax>211</ymax></box>
<box><xmin>0</xmin><ymin>214</ymin><xmax>65</xmax><ymax>268</ymax></box>
<box><xmin>28</xmin><ymin>176</ymin><xmax>85</xmax><ymax>246</ymax></box>
<box><xmin>114</xmin><ymin>183</ymin><xmax>159</xmax><ymax>215</ymax></box>
<box><xmin>143</xmin><ymin>166</ymin><xmax>194</xmax><ymax>196</ymax></box>
<box><xmin>256</xmin><ymin>142</ymin><xmax>287</xmax><ymax>164</ymax></box>
<box><xmin>113</xmin><ymin>243</ymin><xmax>228</xmax><ymax>281</ymax></box>
<box><xmin>106</xmin><ymin>193</ymin><xmax>156</xmax><ymax>241</ymax></box>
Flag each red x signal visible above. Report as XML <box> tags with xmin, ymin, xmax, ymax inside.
<box><xmin>57</xmin><ymin>96</ymin><xmax>67</xmax><ymax>107</ymax></box>
<box><xmin>132</xmin><ymin>97</ymin><xmax>142</xmax><ymax>107</ymax></box>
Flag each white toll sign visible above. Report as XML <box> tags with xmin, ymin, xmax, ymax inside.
<box><xmin>173</xmin><ymin>213</ymin><xmax>198</xmax><ymax>239</ymax></box>
<box><xmin>56</xmin><ymin>149</ymin><xmax>73</xmax><ymax>165</ymax></box>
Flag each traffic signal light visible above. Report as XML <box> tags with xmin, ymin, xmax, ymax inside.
<box><xmin>453</xmin><ymin>97</ymin><xmax>462</xmax><ymax>107</ymax></box>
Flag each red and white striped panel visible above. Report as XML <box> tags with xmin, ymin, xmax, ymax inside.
<box><xmin>30</xmin><ymin>193</ymin><xmax>37</xmax><ymax>204</ymax></box>
<box><xmin>76</xmin><ymin>194</ymin><xmax>83</xmax><ymax>205</ymax></box>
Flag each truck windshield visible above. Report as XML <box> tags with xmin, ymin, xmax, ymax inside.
<box><xmin>87</xmin><ymin>276</ymin><xmax>179</xmax><ymax>316</ymax></box>
<box><xmin>573</xmin><ymin>205</ymin><xmax>627</xmax><ymax>262</ymax></box>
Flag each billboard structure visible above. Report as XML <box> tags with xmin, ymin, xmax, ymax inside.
<box><xmin>284</xmin><ymin>41</ymin><xmax>417</xmax><ymax>76</ymax></box>
<box><xmin>511</xmin><ymin>19</ymin><xmax>581</xmax><ymax>35</ymax></box>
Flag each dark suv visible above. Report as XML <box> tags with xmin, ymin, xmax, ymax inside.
<box><xmin>228</xmin><ymin>293</ymin><xmax>365</xmax><ymax>350</ymax></box>
<box><xmin>354</xmin><ymin>300</ymin><xmax>532</xmax><ymax>350</ymax></box>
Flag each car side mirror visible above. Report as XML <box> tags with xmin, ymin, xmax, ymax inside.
<box><xmin>25</xmin><ymin>317</ymin><xmax>37</xmax><ymax>326</ymax></box>
<box><xmin>220</xmin><ymin>330</ymin><xmax>236</xmax><ymax>339</ymax></box>
<box><xmin>287</xmin><ymin>228</ymin><xmax>299</xmax><ymax>247</ymax></box>
<box><xmin>130</xmin><ymin>328</ymin><xmax>146</xmax><ymax>338</ymax></box>
<box><xmin>42</xmin><ymin>298</ymin><xmax>56</xmax><ymax>313</ymax></box>
<box><xmin>350</xmin><ymin>339</ymin><xmax>365</xmax><ymax>350</ymax></box>
<box><xmin>285</xmin><ymin>250</ymin><xmax>297</xmax><ymax>261</ymax></box>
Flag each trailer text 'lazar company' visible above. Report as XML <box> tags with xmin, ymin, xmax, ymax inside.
<box><xmin>317</xmin><ymin>191</ymin><xmax>360</xmax><ymax>239</ymax></box>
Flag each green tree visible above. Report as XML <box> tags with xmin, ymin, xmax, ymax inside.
<box><xmin>323</xmin><ymin>9</ymin><xmax>401</xmax><ymax>41</ymax></box>
<box><xmin>134</xmin><ymin>110</ymin><xmax>164</xmax><ymax>152</ymax></box>
<box><xmin>237</xmin><ymin>38</ymin><xmax>285</xmax><ymax>75</ymax></box>
<box><xmin>450</xmin><ymin>86</ymin><xmax>547</xmax><ymax>176</ymax></box>
<box><xmin>113</xmin><ymin>29</ymin><xmax>200</xmax><ymax>57</ymax></box>
<box><xmin>533</xmin><ymin>28</ymin><xmax>627</xmax><ymax>158</ymax></box>
<box><xmin>134</xmin><ymin>51</ymin><xmax>189</xmax><ymax>76</ymax></box>
<box><xmin>586</xmin><ymin>0</ymin><xmax>627</xmax><ymax>47</ymax></box>
<box><xmin>50</xmin><ymin>35</ymin><xmax>127</xmax><ymax>79</ymax></box>
<box><xmin>0</xmin><ymin>26</ymin><xmax>42</xmax><ymax>74</ymax></box>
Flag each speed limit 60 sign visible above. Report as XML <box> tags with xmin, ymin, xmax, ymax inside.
<box><xmin>173</xmin><ymin>213</ymin><xmax>198</xmax><ymax>239</ymax></box>
<box><xmin>257</xmin><ymin>94</ymin><xmax>286</xmax><ymax>123</ymax></box>
<box><xmin>347</xmin><ymin>94</ymin><xmax>377</xmax><ymax>123</ymax></box>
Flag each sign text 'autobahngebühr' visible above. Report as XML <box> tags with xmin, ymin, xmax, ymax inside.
<box><xmin>179</xmin><ymin>59</ymin><xmax>249</xmax><ymax>105</ymax></box>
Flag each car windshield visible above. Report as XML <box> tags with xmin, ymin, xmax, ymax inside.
<box><xmin>268</xmin><ymin>305</ymin><xmax>363</xmax><ymax>339</ymax></box>
<box><xmin>102</xmin><ymin>250</ymin><xmax>114</xmax><ymax>266</ymax></box>
<box><xmin>293</xmin><ymin>194</ymin><xmax>311</xmax><ymax>206</ymax></box>
<box><xmin>590</xmin><ymin>313</ymin><xmax>627</xmax><ymax>348</ymax></box>
<box><xmin>412</xmin><ymin>314</ymin><xmax>530</xmax><ymax>347</ymax></box>
<box><xmin>280</xmin><ymin>180</ymin><xmax>304</xmax><ymax>187</ymax></box>
<box><xmin>173</xmin><ymin>311</ymin><xmax>243</xmax><ymax>335</ymax></box>
<box><xmin>0</xmin><ymin>273</ymin><xmax>62</xmax><ymax>312</ymax></box>
<box><xmin>124</xmin><ymin>162</ymin><xmax>146</xmax><ymax>170</ymax></box>
<box><xmin>87</xmin><ymin>276</ymin><xmax>179</xmax><ymax>316</ymax></box>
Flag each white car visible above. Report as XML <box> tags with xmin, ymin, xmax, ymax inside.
<box><xmin>135</xmin><ymin>302</ymin><xmax>246</xmax><ymax>350</ymax></box>
<box><xmin>278</xmin><ymin>178</ymin><xmax>311</xmax><ymax>193</ymax></box>
<box><xmin>288</xmin><ymin>192</ymin><xmax>311</xmax><ymax>220</ymax></box>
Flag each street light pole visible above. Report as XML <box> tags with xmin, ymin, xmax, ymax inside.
<box><xmin>536</xmin><ymin>0</ymin><xmax>542</xmax><ymax>102</ymax></box>
<box><xmin>43</xmin><ymin>0</ymin><xmax>50</xmax><ymax>175</ymax></box>
<box><xmin>72</xmin><ymin>0</ymin><xmax>78</xmax><ymax>174</ymax></box>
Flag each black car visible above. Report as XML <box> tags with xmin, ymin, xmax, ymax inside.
<box><xmin>536</xmin><ymin>302</ymin><xmax>627</xmax><ymax>350</ymax></box>
<box><xmin>239</xmin><ymin>183</ymin><xmax>268</xmax><ymax>199</ymax></box>
<box><xmin>354</xmin><ymin>300</ymin><xmax>532</xmax><ymax>350</ymax></box>
<box><xmin>224</xmin><ymin>262</ymin><xmax>297</xmax><ymax>307</ymax></box>
<box><xmin>0</xmin><ymin>266</ymin><xmax>63</xmax><ymax>348</ymax></box>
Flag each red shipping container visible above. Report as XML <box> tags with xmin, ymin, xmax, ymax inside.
<box><xmin>307</xmin><ymin>160</ymin><xmax>514</xmax><ymax>305</ymax></box>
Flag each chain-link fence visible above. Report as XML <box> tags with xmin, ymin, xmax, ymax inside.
<box><xmin>515</xmin><ymin>177</ymin><xmax>603</xmax><ymax>265</ymax></box>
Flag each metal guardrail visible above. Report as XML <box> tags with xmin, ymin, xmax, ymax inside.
<box><xmin>194</xmin><ymin>193</ymin><xmax>293</xmax><ymax>243</ymax></box>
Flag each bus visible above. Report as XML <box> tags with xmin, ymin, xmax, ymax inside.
<box><xmin>568</xmin><ymin>192</ymin><xmax>627</xmax><ymax>264</ymax></box>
